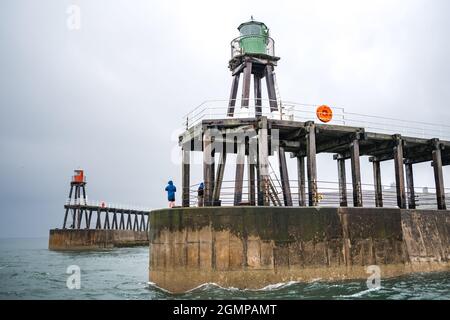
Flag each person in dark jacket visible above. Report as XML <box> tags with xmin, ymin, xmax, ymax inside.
<box><xmin>197</xmin><ymin>182</ymin><xmax>204</xmax><ymax>207</ymax></box>
<box><xmin>165</xmin><ymin>180</ymin><xmax>177</xmax><ymax>208</ymax></box>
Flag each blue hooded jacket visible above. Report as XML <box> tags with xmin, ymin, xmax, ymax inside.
<box><xmin>165</xmin><ymin>180</ymin><xmax>176</xmax><ymax>201</ymax></box>
<box><xmin>197</xmin><ymin>182</ymin><xmax>204</xmax><ymax>196</ymax></box>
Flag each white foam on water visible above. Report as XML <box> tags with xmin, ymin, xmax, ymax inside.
<box><xmin>185</xmin><ymin>282</ymin><xmax>240</xmax><ymax>293</ymax></box>
<box><xmin>148</xmin><ymin>280</ymin><xmax>326</xmax><ymax>294</ymax></box>
<box><xmin>338</xmin><ymin>287</ymin><xmax>382</xmax><ymax>298</ymax></box>
<box><xmin>185</xmin><ymin>281</ymin><xmax>306</xmax><ymax>293</ymax></box>
<box><xmin>246</xmin><ymin>281</ymin><xmax>301</xmax><ymax>292</ymax></box>
<box><xmin>148</xmin><ymin>282</ymin><xmax>241</xmax><ymax>294</ymax></box>
<box><xmin>147</xmin><ymin>281</ymin><xmax>173</xmax><ymax>294</ymax></box>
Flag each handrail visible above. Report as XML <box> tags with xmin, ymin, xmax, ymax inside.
<box><xmin>181</xmin><ymin>99</ymin><xmax>450</xmax><ymax>141</ymax></box>
<box><xmin>65</xmin><ymin>199</ymin><xmax>152</xmax><ymax>212</ymax></box>
<box><xmin>188</xmin><ymin>179</ymin><xmax>450</xmax><ymax>209</ymax></box>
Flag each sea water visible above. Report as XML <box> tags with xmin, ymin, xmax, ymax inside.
<box><xmin>0</xmin><ymin>238</ymin><xmax>449</xmax><ymax>300</ymax></box>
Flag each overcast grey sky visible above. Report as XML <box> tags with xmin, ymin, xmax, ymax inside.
<box><xmin>1</xmin><ymin>0</ymin><xmax>450</xmax><ymax>238</ymax></box>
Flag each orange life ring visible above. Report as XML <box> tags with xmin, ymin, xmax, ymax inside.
<box><xmin>316</xmin><ymin>105</ymin><xmax>333</xmax><ymax>123</ymax></box>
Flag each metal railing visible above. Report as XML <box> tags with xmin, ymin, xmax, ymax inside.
<box><xmin>188</xmin><ymin>180</ymin><xmax>450</xmax><ymax>209</ymax></box>
<box><xmin>182</xmin><ymin>99</ymin><xmax>450</xmax><ymax>140</ymax></box>
<box><xmin>230</xmin><ymin>35</ymin><xmax>275</xmax><ymax>59</ymax></box>
<box><xmin>65</xmin><ymin>198</ymin><xmax>152</xmax><ymax>212</ymax></box>
<box><xmin>182</xmin><ymin>99</ymin><xmax>345</xmax><ymax>128</ymax></box>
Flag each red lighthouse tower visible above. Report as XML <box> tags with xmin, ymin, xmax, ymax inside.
<box><xmin>63</xmin><ymin>169</ymin><xmax>88</xmax><ymax>229</ymax></box>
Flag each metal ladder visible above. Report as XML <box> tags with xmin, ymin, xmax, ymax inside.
<box><xmin>267</xmin><ymin>160</ymin><xmax>282</xmax><ymax>206</ymax></box>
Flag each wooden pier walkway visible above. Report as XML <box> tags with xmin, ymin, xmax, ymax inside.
<box><xmin>63</xmin><ymin>204</ymin><xmax>149</xmax><ymax>232</ymax></box>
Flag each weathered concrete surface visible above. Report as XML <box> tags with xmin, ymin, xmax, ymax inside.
<box><xmin>149</xmin><ymin>207</ymin><xmax>450</xmax><ymax>293</ymax></box>
<box><xmin>49</xmin><ymin>229</ymin><xmax>148</xmax><ymax>251</ymax></box>
<box><xmin>401</xmin><ymin>210</ymin><xmax>449</xmax><ymax>263</ymax></box>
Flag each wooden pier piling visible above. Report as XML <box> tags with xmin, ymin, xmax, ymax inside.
<box><xmin>297</xmin><ymin>156</ymin><xmax>306</xmax><ymax>207</ymax></box>
<box><xmin>334</xmin><ymin>154</ymin><xmax>348</xmax><ymax>207</ymax></box>
<box><xmin>371</xmin><ymin>158</ymin><xmax>383</xmax><ymax>208</ymax></box>
<box><xmin>305</xmin><ymin>122</ymin><xmax>318</xmax><ymax>207</ymax></box>
<box><xmin>393</xmin><ymin>135</ymin><xmax>407</xmax><ymax>209</ymax></box>
<box><xmin>432</xmin><ymin>139</ymin><xmax>446</xmax><ymax>210</ymax></box>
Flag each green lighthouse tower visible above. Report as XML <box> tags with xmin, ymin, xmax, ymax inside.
<box><xmin>228</xmin><ymin>18</ymin><xmax>280</xmax><ymax>117</ymax></box>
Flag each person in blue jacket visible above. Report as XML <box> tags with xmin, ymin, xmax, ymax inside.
<box><xmin>165</xmin><ymin>180</ymin><xmax>177</xmax><ymax>208</ymax></box>
<box><xmin>197</xmin><ymin>182</ymin><xmax>204</xmax><ymax>207</ymax></box>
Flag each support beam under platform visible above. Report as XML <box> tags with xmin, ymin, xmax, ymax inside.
<box><xmin>234</xmin><ymin>143</ymin><xmax>246</xmax><ymax>206</ymax></box>
<box><xmin>248</xmin><ymin>159</ymin><xmax>256</xmax><ymax>206</ymax></box>
<box><xmin>393</xmin><ymin>136</ymin><xmax>407</xmax><ymax>209</ymax></box>
<box><xmin>306</xmin><ymin>122</ymin><xmax>318</xmax><ymax>206</ymax></box>
<box><xmin>432</xmin><ymin>141</ymin><xmax>447</xmax><ymax>210</ymax></box>
<box><xmin>350</xmin><ymin>139</ymin><xmax>363</xmax><ymax>207</ymax></box>
<box><xmin>334</xmin><ymin>154</ymin><xmax>348</xmax><ymax>207</ymax></box>
<box><xmin>258</xmin><ymin>117</ymin><xmax>270</xmax><ymax>206</ymax></box>
<box><xmin>297</xmin><ymin>156</ymin><xmax>306</xmax><ymax>207</ymax></box>
<box><xmin>405</xmin><ymin>163</ymin><xmax>416</xmax><ymax>209</ymax></box>
<box><xmin>371</xmin><ymin>158</ymin><xmax>383</xmax><ymax>208</ymax></box>
<box><xmin>278</xmin><ymin>146</ymin><xmax>293</xmax><ymax>206</ymax></box>
<box><xmin>182</xmin><ymin>147</ymin><xmax>190</xmax><ymax>207</ymax></box>
<box><xmin>213</xmin><ymin>152</ymin><xmax>227</xmax><ymax>206</ymax></box>
<box><xmin>203</xmin><ymin>130</ymin><xmax>215</xmax><ymax>206</ymax></box>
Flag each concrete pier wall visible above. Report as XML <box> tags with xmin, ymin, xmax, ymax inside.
<box><xmin>49</xmin><ymin>229</ymin><xmax>148</xmax><ymax>251</ymax></box>
<box><xmin>149</xmin><ymin>207</ymin><xmax>450</xmax><ymax>293</ymax></box>
<box><xmin>401</xmin><ymin>210</ymin><xmax>449</xmax><ymax>263</ymax></box>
